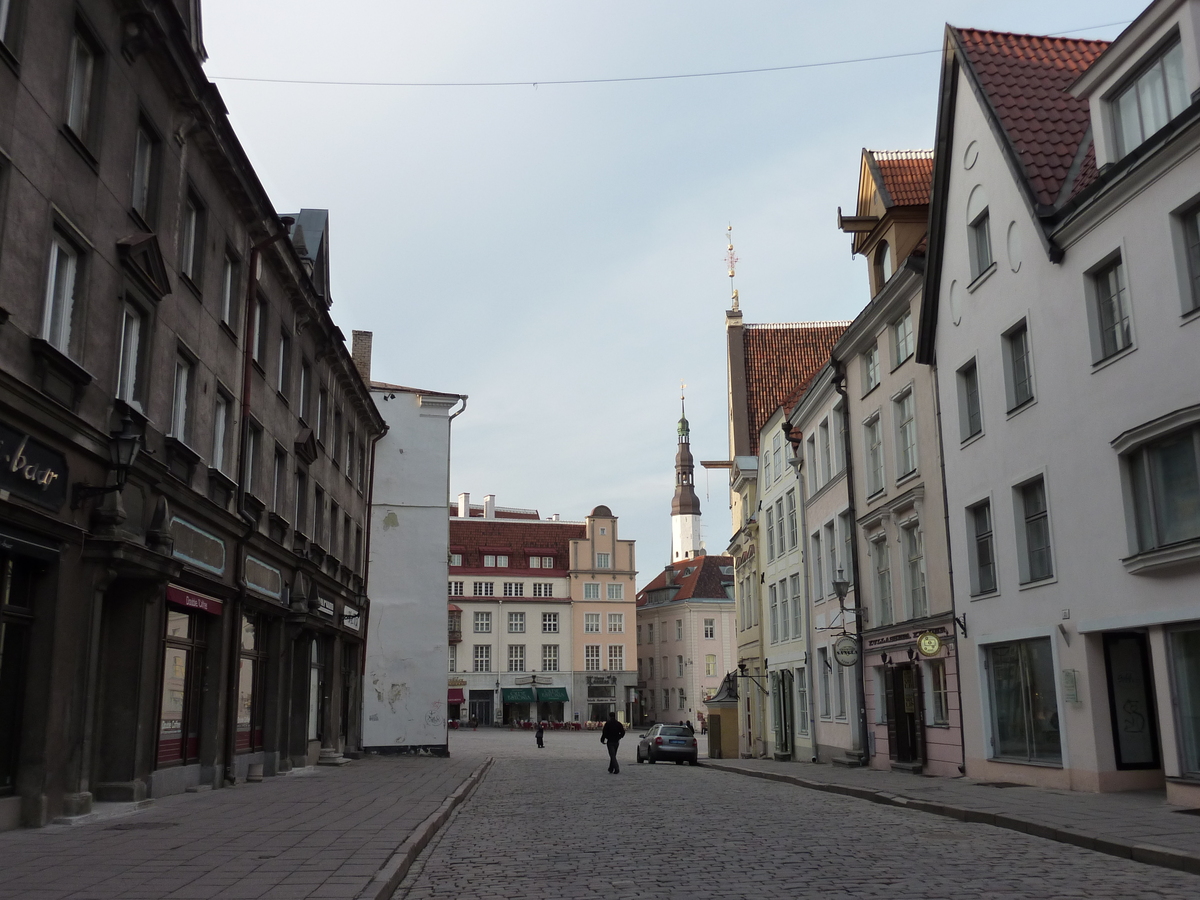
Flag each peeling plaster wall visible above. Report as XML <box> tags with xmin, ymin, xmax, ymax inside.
<box><xmin>362</xmin><ymin>389</ymin><xmax>457</xmax><ymax>750</ymax></box>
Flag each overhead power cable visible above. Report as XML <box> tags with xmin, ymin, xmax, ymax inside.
<box><xmin>207</xmin><ymin>19</ymin><xmax>1131</xmax><ymax>89</ymax></box>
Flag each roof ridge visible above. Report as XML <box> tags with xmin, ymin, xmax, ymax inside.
<box><xmin>745</xmin><ymin>320</ymin><xmax>853</xmax><ymax>329</ymax></box>
<box><xmin>869</xmin><ymin>149</ymin><xmax>935</xmax><ymax>159</ymax></box>
<box><xmin>954</xmin><ymin>25</ymin><xmax>1110</xmax><ymax>46</ymax></box>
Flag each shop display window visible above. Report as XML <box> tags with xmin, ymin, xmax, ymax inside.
<box><xmin>158</xmin><ymin>608</ymin><xmax>203</xmax><ymax>766</ymax></box>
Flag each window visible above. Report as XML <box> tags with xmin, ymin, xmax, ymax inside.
<box><xmin>583</xmin><ymin>582</ymin><xmax>600</xmax><ymax>600</ymax></box>
<box><xmin>607</xmin><ymin>613</ymin><xmax>624</xmax><ymax>633</ymax></box>
<box><xmin>929</xmin><ymin>659</ymin><xmax>950</xmax><ymax>726</ymax></box>
<box><xmin>474</xmin><ymin>582</ymin><xmax>494</xmax><ymax>597</ymax></box>
<box><xmin>66</xmin><ymin>31</ymin><xmax>97</xmax><ymax>141</ymax></box>
<box><xmin>646</xmin><ymin>623</ymin><xmax>654</xmax><ymax>644</ymax></box>
<box><xmin>585</xmin><ymin>645</ymin><xmax>601</xmax><ymax>672</ymax></box>
<box><xmin>806</xmin><ymin>434</ymin><xmax>817</xmax><ymax>492</ymax></box>
<box><xmin>170</xmin><ymin>354</ymin><xmax>193</xmax><ymax>441</ymax></box>
<box><xmin>969</xmin><ymin>501</ymin><xmax>998</xmax><ymax>595</ymax></box>
<box><xmin>507</xmin><ymin>612</ymin><xmax>525</xmax><ymax>633</ymax></box>
<box><xmin>503</xmin><ymin>582</ymin><xmax>523</xmax><ymax>598</ymax></box>
<box><xmin>811</xmin><ymin>531</ymin><xmax>824</xmax><ymax>600</ymax></box>
<box><xmin>762</xmin><ymin>446</ymin><xmax>771</xmax><ymax>485</ymax></box>
<box><xmin>678</xmin><ymin>688</ymin><xmax>686</xmax><ymax>710</ymax></box>
<box><xmin>213</xmin><ymin>392</ymin><xmax>231</xmax><ymax>472</ymax></box>
<box><xmin>354</xmin><ymin>525</ymin><xmax>363</xmax><ymax>573</ymax></box>
<box><xmin>957</xmin><ymin>359</ymin><xmax>982</xmax><ymax>441</ymax></box>
<box><xmin>768</xmin><ymin>583</ymin><xmax>779</xmax><ymax>643</ymax></box>
<box><xmin>1113</xmin><ymin>39</ymin><xmax>1186</xmax><ymax>158</ymax></box>
<box><xmin>293</xmin><ymin>469</ymin><xmax>307</xmax><ymax>533</ymax></box>
<box><xmin>252</xmin><ymin>297</ymin><xmax>267</xmax><ymax>364</ymax></box>
<box><xmin>986</xmin><ymin>637</ymin><xmax>1060</xmax><ymax>763</ymax></box>
<box><xmin>43</xmin><ymin>234</ymin><xmax>79</xmax><ymax>354</ymax></box>
<box><xmin>180</xmin><ymin>194</ymin><xmax>204</xmax><ymax>285</ymax></box>
<box><xmin>236</xmin><ymin>614</ymin><xmax>265</xmax><ymax>753</ymax></box>
<box><xmin>1170</xmin><ymin>627</ymin><xmax>1200</xmax><ymax>774</ymax></box>
<box><xmin>609</xmin><ymin>645</ymin><xmax>624</xmax><ymax>671</ymax></box>
<box><xmin>507</xmin><ymin>644</ymin><xmax>525</xmax><ymax>672</ymax></box>
<box><xmin>356</xmin><ymin>440</ymin><xmax>367</xmax><ymax>491</ymax></box>
<box><xmin>824</xmin><ymin>521</ymin><xmax>837</xmax><ymax>594</ymax></box>
<box><xmin>272</xmin><ymin>449</ymin><xmax>287</xmax><ymax>514</ymax></box>
<box><xmin>345</xmin><ymin>425</ymin><xmax>355</xmax><ymax>480</ymax></box>
<box><xmin>796</xmin><ymin>667</ymin><xmax>810</xmax><ymax>735</ymax></box>
<box><xmin>1182</xmin><ymin>205</ymin><xmax>1200</xmax><ymax>313</ymax></box>
<box><xmin>276</xmin><ymin>331</ymin><xmax>291</xmax><ymax>398</ymax></box>
<box><xmin>448</xmin><ymin>643</ymin><xmax>456</xmax><ymax>673</ymax></box>
<box><xmin>244</xmin><ymin>424</ymin><xmax>261</xmax><ymax>496</ymax></box>
<box><xmin>1003</xmin><ymin>321</ymin><xmax>1034</xmax><ymax>411</ymax></box>
<box><xmin>873</xmin><ymin>536</ymin><xmax>893</xmax><ymax>626</ymax></box>
<box><xmin>542</xmin><ymin>556</ymin><xmax>554</xmax><ymax>568</ymax></box>
<box><xmin>894</xmin><ymin>390</ymin><xmax>916</xmax><ymax>477</ymax></box>
<box><xmin>1127</xmin><ymin>424</ymin><xmax>1200</xmax><ymax>553</ymax></box>
<box><xmin>328</xmin><ymin>499</ymin><xmax>340</xmax><ymax>556</ymax></box>
<box><xmin>1090</xmin><ymin>256</ymin><xmax>1133</xmax><ymax>360</ymax></box>
<box><xmin>131</xmin><ymin>124</ymin><xmax>158</xmax><ymax>224</ymax></box>
<box><xmin>542</xmin><ymin>644</ymin><xmax>559</xmax><ymax>672</ymax></box>
<box><xmin>785</xmin><ymin>490</ymin><xmax>798</xmax><ymax>550</ymax></box>
<box><xmin>647</xmin><ymin>656</ymin><xmax>655</xmax><ymax>679</ymax></box>
<box><xmin>542</xmin><ymin>612</ymin><xmax>559</xmax><ymax>633</ymax></box>
<box><xmin>473</xmin><ymin>611</ymin><xmax>492</xmax><ymax>633</ymax></box>
<box><xmin>835</xmin><ymin>659</ymin><xmax>847</xmax><ymax>718</ymax></box>
<box><xmin>220</xmin><ymin>254</ymin><xmax>239</xmax><ymax>327</ymax></box>
<box><xmin>817</xmin><ymin>419</ymin><xmax>832</xmax><ymax>485</ymax></box>
<box><xmin>874</xmin><ymin>240</ymin><xmax>893</xmax><ymax>286</ymax></box>
<box><xmin>115</xmin><ymin>303</ymin><xmax>143</xmax><ymax>405</ymax></box>
<box><xmin>705</xmin><ymin>654</ymin><xmax>717</xmax><ymax>677</ymax></box>
<box><xmin>902</xmin><ymin>524</ymin><xmax>927</xmax><ymax>619</ymax></box>
<box><xmin>607</xmin><ymin>583</ymin><xmax>624</xmax><ymax>600</ymax></box>
<box><xmin>675</xmin><ymin>619</ymin><xmax>683</xmax><ymax>641</ymax></box>
<box><xmin>765</xmin><ymin>508</ymin><xmax>776</xmax><ymax>561</ymax></box>
<box><xmin>837</xmin><ymin>513</ymin><xmax>853</xmax><ymax>589</ymax></box>
<box><xmin>704</xmin><ymin>618</ymin><xmax>715</xmax><ymax>639</ymax></box>
<box><xmin>892</xmin><ymin>312</ymin><xmax>914</xmax><ymax>366</ymax></box>
<box><xmin>528</xmin><ymin>556</ymin><xmax>541</xmax><ymax>568</ymax></box>
<box><xmin>332</xmin><ymin>410</ymin><xmax>343</xmax><ymax>466</ymax></box>
<box><xmin>1017</xmin><ymin>477</ymin><xmax>1054</xmax><ymax>583</ymax></box>
<box><xmin>473</xmin><ymin>645</ymin><xmax>491</xmax><ymax>673</ymax></box>
<box><xmin>596</xmin><ymin>552</ymin><xmax>611</xmax><ymax>569</ymax></box>
<box><xmin>863</xmin><ymin>344</ymin><xmax>880</xmax><ymax>393</ymax></box>
<box><xmin>299</xmin><ymin>360</ymin><xmax>312</xmax><ymax>421</ymax></box>
<box><xmin>317</xmin><ymin>388</ymin><xmax>328</xmax><ymax>444</ymax></box>
<box><xmin>818</xmin><ymin>648</ymin><xmax>831</xmax><ymax>718</ymax></box>
<box><xmin>449</xmin><ymin>553</ymin><xmax>462</xmax><ymax>567</ymax></box>
<box><xmin>662</xmin><ymin>688</ymin><xmax>670</xmax><ymax>709</ymax></box>
<box><xmin>779</xmin><ymin>580</ymin><xmax>790</xmax><ymax>642</ymax></box>
<box><xmin>865</xmin><ymin>416</ymin><xmax>884</xmax><ymax>495</ymax></box>
<box><xmin>969</xmin><ymin>208</ymin><xmax>993</xmax><ymax>279</ymax></box>
<box><xmin>449</xmin><ymin>581</ymin><xmax>463</xmax><ymax>596</ymax></box>
<box><xmin>676</xmin><ymin>655</ymin><xmax>684</xmax><ymax>677</ymax></box>
<box><xmin>532</xmin><ymin>583</ymin><xmax>553</xmax><ymax>597</ymax></box>
<box><xmin>585</xmin><ymin>613</ymin><xmax>601</xmax><ymax>633</ymax></box>
<box><xmin>772</xmin><ymin>433</ymin><xmax>783</xmax><ymax>482</ymax></box>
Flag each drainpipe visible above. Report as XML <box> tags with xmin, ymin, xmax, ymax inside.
<box><xmin>226</xmin><ymin>219</ymin><xmax>294</xmax><ymax>786</ymax></box>
<box><xmin>930</xmin><ymin>364</ymin><xmax>968</xmax><ymax>774</ymax></box>
<box><xmin>832</xmin><ymin>360</ymin><xmax>870</xmax><ymax>764</ymax></box>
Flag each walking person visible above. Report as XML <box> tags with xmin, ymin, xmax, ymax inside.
<box><xmin>600</xmin><ymin>712</ymin><xmax>625</xmax><ymax>774</ymax></box>
<box><xmin>535</xmin><ymin>721</ymin><xmax>545</xmax><ymax>748</ymax></box>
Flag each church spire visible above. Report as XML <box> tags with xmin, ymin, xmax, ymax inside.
<box><xmin>671</xmin><ymin>387</ymin><xmax>702</xmax><ymax>560</ymax></box>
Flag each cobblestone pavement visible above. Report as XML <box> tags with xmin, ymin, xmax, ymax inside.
<box><xmin>0</xmin><ymin>754</ymin><xmax>484</xmax><ymax>900</ymax></box>
<box><xmin>397</xmin><ymin>730</ymin><xmax>1200</xmax><ymax>900</ymax></box>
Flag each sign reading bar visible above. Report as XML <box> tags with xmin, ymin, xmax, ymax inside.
<box><xmin>833</xmin><ymin>635</ymin><xmax>860</xmax><ymax>668</ymax></box>
<box><xmin>166</xmin><ymin>585</ymin><xmax>224</xmax><ymax>615</ymax></box>
<box><xmin>0</xmin><ymin>422</ymin><xmax>68</xmax><ymax>511</ymax></box>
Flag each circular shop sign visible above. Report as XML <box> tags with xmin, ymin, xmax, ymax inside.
<box><xmin>916</xmin><ymin>631</ymin><xmax>943</xmax><ymax>658</ymax></box>
<box><xmin>833</xmin><ymin>635</ymin><xmax>859</xmax><ymax>667</ymax></box>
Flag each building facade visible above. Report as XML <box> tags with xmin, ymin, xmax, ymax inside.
<box><xmin>918</xmin><ymin>4</ymin><xmax>1200</xmax><ymax>803</ymax></box>
<box><xmin>0</xmin><ymin>0</ymin><xmax>382</xmax><ymax>830</ymax></box>
<box><xmin>448</xmin><ymin>499</ymin><xmax>637</xmax><ymax>726</ymax></box>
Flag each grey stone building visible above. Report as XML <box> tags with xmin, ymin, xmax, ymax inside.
<box><xmin>0</xmin><ymin>0</ymin><xmax>384</xmax><ymax>829</ymax></box>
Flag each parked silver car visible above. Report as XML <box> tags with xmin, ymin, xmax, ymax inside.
<box><xmin>635</xmin><ymin>724</ymin><xmax>699</xmax><ymax>765</ymax></box>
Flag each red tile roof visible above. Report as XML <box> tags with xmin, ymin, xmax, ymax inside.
<box><xmin>1068</xmin><ymin>141</ymin><xmax>1099</xmax><ymax>201</ymax></box>
<box><xmin>448</xmin><ymin>519</ymin><xmax>585</xmax><ymax>569</ymax></box>
<box><xmin>871</xmin><ymin>150</ymin><xmax>934</xmax><ymax>207</ymax></box>
<box><xmin>955</xmin><ymin>29</ymin><xmax>1108</xmax><ymax>208</ymax></box>
<box><xmin>636</xmin><ymin>554</ymin><xmax>734</xmax><ymax>605</ymax></box>
<box><xmin>743</xmin><ymin>322</ymin><xmax>849</xmax><ymax>455</ymax></box>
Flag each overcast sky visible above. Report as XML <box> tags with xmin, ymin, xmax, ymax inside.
<box><xmin>203</xmin><ymin>0</ymin><xmax>1136</xmax><ymax>576</ymax></box>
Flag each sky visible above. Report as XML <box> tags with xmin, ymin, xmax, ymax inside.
<box><xmin>202</xmin><ymin>0</ymin><xmax>1137</xmax><ymax>577</ymax></box>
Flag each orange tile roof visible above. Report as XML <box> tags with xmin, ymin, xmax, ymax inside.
<box><xmin>956</xmin><ymin>29</ymin><xmax>1108</xmax><ymax>208</ymax></box>
<box><xmin>636</xmin><ymin>554</ymin><xmax>734</xmax><ymax>605</ymax></box>
<box><xmin>743</xmin><ymin>322</ymin><xmax>849</xmax><ymax>455</ymax></box>
<box><xmin>871</xmin><ymin>150</ymin><xmax>934</xmax><ymax>207</ymax></box>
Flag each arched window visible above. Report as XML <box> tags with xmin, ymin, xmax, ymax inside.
<box><xmin>874</xmin><ymin>241</ymin><xmax>893</xmax><ymax>286</ymax></box>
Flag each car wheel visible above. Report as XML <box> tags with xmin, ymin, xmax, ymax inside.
<box><xmin>636</xmin><ymin>750</ymin><xmax>644</xmax><ymax>763</ymax></box>
<box><xmin>688</xmin><ymin>757</ymin><xmax>698</xmax><ymax>766</ymax></box>
<box><xmin>675</xmin><ymin>759</ymin><xmax>684</xmax><ymax>765</ymax></box>
<box><xmin>647</xmin><ymin>751</ymin><xmax>656</xmax><ymax>764</ymax></box>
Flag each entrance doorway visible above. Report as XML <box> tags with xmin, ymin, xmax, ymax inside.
<box><xmin>885</xmin><ymin>664</ymin><xmax>923</xmax><ymax>766</ymax></box>
<box><xmin>468</xmin><ymin>691</ymin><xmax>493</xmax><ymax>726</ymax></box>
<box><xmin>1103</xmin><ymin>632</ymin><xmax>1160</xmax><ymax>769</ymax></box>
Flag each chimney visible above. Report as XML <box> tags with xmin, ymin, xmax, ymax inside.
<box><xmin>483</xmin><ymin>494</ymin><xmax>496</xmax><ymax>518</ymax></box>
<box><xmin>550</xmin><ymin>513</ymin><xmax>560</xmax><ymax>521</ymax></box>
<box><xmin>351</xmin><ymin>330</ymin><xmax>373</xmax><ymax>383</ymax></box>
<box><xmin>457</xmin><ymin>492</ymin><xmax>470</xmax><ymax>517</ymax></box>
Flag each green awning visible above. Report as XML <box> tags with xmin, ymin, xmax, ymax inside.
<box><xmin>501</xmin><ymin>688</ymin><xmax>535</xmax><ymax>703</ymax></box>
<box><xmin>536</xmin><ymin>687</ymin><xmax>569</xmax><ymax>702</ymax></box>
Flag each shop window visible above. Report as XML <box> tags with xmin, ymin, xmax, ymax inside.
<box><xmin>157</xmin><ymin>607</ymin><xmax>204</xmax><ymax>767</ymax></box>
<box><xmin>1</xmin><ymin>554</ymin><xmax>36</xmax><ymax>795</ymax></box>
<box><xmin>1171</xmin><ymin>626</ymin><xmax>1200</xmax><ymax>776</ymax></box>
<box><xmin>986</xmin><ymin>637</ymin><xmax>1061</xmax><ymax>764</ymax></box>
<box><xmin>237</xmin><ymin>614</ymin><xmax>265</xmax><ymax>752</ymax></box>
<box><xmin>929</xmin><ymin>659</ymin><xmax>950</xmax><ymax>726</ymax></box>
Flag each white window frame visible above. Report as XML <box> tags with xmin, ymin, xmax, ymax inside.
<box><xmin>705</xmin><ymin>654</ymin><xmax>716</xmax><ymax>677</ymax></box>
<box><xmin>473</xmin><ymin>611</ymin><xmax>492</xmax><ymax>633</ymax></box>
<box><xmin>902</xmin><ymin>522</ymin><xmax>927</xmax><ymax>619</ymax></box>
<box><xmin>863</xmin><ymin>344</ymin><xmax>880</xmax><ymax>394</ymax></box>
<box><xmin>116</xmin><ymin>302</ymin><xmax>143</xmax><ymax>406</ymax></box>
<box><xmin>956</xmin><ymin>358</ymin><xmax>983</xmax><ymax>442</ymax></box>
<box><xmin>595</xmin><ymin>552</ymin><xmax>611</xmax><ymax>569</ymax></box>
<box><xmin>967</xmin><ymin>499</ymin><xmax>999</xmax><ymax>596</ymax></box>
<box><xmin>607</xmin><ymin>583</ymin><xmax>624</xmax><ymax>600</ymax></box>
<box><xmin>811</xmin><ymin>531</ymin><xmax>824</xmax><ymax>600</ymax></box>
<box><xmin>473</xmin><ymin>644</ymin><xmax>491</xmax><ymax>673</ymax></box>
<box><xmin>542</xmin><ymin>644</ymin><xmax>559</xmax><ymax>672</ymax></box>
<box><xmin>507</xmin><ymin>644</ymin><xmax>525</xmax><ymax>673</ymax></box>
<box><xmin>608</xmin><ymin>644</ymin><xmax>624</xmax><ymax>672</ymax></box>
<box><xmin>872</xmin><ymin>534</ymin><xmax>893</xmax><ymax>626</ymax></box>
<box><xmin>584</xmin><ymin>613</ymin><xmax>601</xmax><ymax>633</ymax></box>
<box><xmin>43</xmin><ymin>233</ymin><xmax>80</xmax><ymax>354</ymax></box>
<box><xmin>864</xmin><ymin>414</ymin><xmax>884</xmax><ymax>495</ymax></box>
<box><xmin>170</xmin><ymin>353</ymin><xmax>193</xmax><ymax>441</ymax></box>
<box><xmin>894</xmin><ymin>388</ymin><xmax>917</xmax><ymax>478</ymax></box>
<box><xmin>1111</xmin><ymin>38</ymin><xmax>1187</xmax><ymax>159</ymax></box>
<box><xmin>66</xmin><ymin>31</ymin><xmax>96</xmax><ymax>139</ymax></box>
<box><xmin>1085</xmin><ymin>251</ymin><xmax>1134</xmax><ymax>363</ymax></box>
<box><xmin>1002</xmin><ymin>319</ymin><xmax>1035</xmax><ymax>412</ymax></box>
<box><xmin>583</xmin><ymin>582</ymin><xmax>600</xmax><ymax>600</ymax></box>
<box><xmin>607</xmin><ymin>612</ymin><xmax>624</xmax><ymax>633</ymax></box>
<box><xmin>892</xmin><ymin>311</ymin><xmax>914</xmax><ymax>367</ymax></box>
<box><xmin>541</xmin><ymin>612</ymin><xmax>559</xmax><ymax>633</ymax></box>
<box><xmin>704</xmin><ymin>618</ymin><xmax>715</xmax><ymax>639</ymax></box>
<box><xmin>507</xmin><ymin>611</ymin><xmax>525</xmax><ymax>633</ymax></box>
<box><xmin>584</xmin><ymin>645</ymin><xmax>601</xmax><ymax>672</ymax></box>
<box><xmin>1014</xmin><ymin>475</ymin><xmax>1055</xmax><ymax>585</ymax></box>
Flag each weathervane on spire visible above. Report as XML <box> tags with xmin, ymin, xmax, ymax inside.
<box><xmin>725</xmin><ymin>225</ymin><xmax>739</xmax><ymax>311</ymax></box>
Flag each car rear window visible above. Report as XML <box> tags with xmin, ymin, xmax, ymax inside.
<box><xmin>659</xmin><ymin>726</ymin><xmax>690</xmax><ymax>736</ymax></box>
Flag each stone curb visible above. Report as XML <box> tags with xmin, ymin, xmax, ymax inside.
<box><xmin>357</xmin><ymin>756</ymin><xmax>495</xmax><ymax>900</ymax></box>
<box><xmin>703</xmin><ymin>762</ymin><xmax>1200</xmax><ymax>877</ymax></box>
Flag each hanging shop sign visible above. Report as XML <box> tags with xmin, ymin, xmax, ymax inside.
<box><xmin>342</xmin><ymin>604</ymin><xmax>361</xmax><ymax>632</ymax></box>
<box><xmin>316</xmin><ymin>595</ymin><xmax>335</xmax><ymax>617</ymax></box>
<box><xmin>166</xmin><ymin>584</ymin><xmax>224</xmax><ymax>615</ymax></box>
<box><xmin>833</xmin><ymin>635</ymin><xmax>860</xmax><ymax>667</ymax></box>
<box><xmin>0</xmin><ymin>422</ymin><xmax>68</xmax><ymax>511</ymax></box>
<box><xmin>916</xmin><ymin>631</ymin><xmax>943</xmax><ymax>658</ymax></box>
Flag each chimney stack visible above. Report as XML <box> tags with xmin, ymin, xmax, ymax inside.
<box><xmin>351</xmin><ymin>330</ymin><xmax>373</xmax><ymax>383</ymax></box>
<box><xmin>457</xmin><ymin>492</ymin><xmax>470</xmax><ymax>517</ymax></box>
<box><xmin>483</xmin><ymin>494</ymin><xmax>496</xmax><ymax>518</ymax></box>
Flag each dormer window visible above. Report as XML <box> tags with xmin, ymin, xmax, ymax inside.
<box><xmin>874</xmin><ymin>241</ymin><xmax>893</xmax><ymax>287</ymax></box>
<box><xmin>1112</xmin><ymin>39</ymin><xmax>1187</xmax><ymax>159</ymax></box>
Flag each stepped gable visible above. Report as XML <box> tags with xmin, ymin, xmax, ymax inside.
<box><xmin>955</xmin><ymin>28</ymin><xmax>1108</xmax><ymax>208</ymax></box>
<box><xmin>743</xmin><ymin>322</ymin><xmax>849</xmax><ymax>456</ymax></box>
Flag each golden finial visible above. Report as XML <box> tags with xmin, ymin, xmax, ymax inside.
<box><xmin>725</xmin><ymin>225</ymin><xmax>739</xmax><ymax>311</ymax></box>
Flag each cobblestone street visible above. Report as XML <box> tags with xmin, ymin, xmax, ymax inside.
<box><xmin>398</xmin><ymin>730</ymin><xmax>1200</xmax><ymax>900</ymax></box>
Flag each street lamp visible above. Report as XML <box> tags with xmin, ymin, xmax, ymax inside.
<box><xmin>832</xmin><ymin>567</ymin><xmax>850</xmax><ymax>604</ymax></box>
<box><xmin>72</xmin><ymin>414</ymin><xmax>142</xmax><ymax>509</ymax></box>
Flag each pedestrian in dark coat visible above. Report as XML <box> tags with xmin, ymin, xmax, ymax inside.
<box><xmin>535</xmin><ymin>722</ymin><xmax>545</xmax><ymax>748</ymax></box>
<box><xmin>685</xmin><ymin>720</ymin><xmax>694</xmax><ymax>734</ymax></box>
<box><xmin>600</xmin><ymin>712</ymin><xmax>626</xmax><ymax>774</ymax></box>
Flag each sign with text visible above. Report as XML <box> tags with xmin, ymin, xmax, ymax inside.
<box><xmin>166</xmin><ymin>585</ymin><xmax>224</xmax><ymax>615</ymax></box>
<box><xmin>833</xmin><ymin>635</ymin><xmax>860</xmax><ymax>668</ymax></box>
<box><xmin>0</xmin><ymin>422</ymin><xmax>67</xmax><ymax>511</ymax></box>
